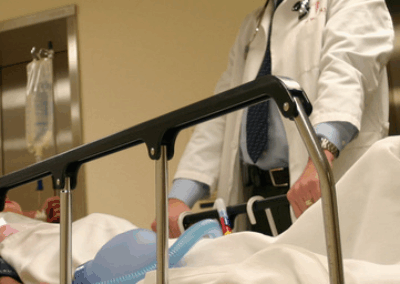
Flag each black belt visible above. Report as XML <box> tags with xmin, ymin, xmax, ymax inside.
<box><xmin>243</xmin><ymin>164</ymin><xmax>289</xmax><ymax>188</ymax></box>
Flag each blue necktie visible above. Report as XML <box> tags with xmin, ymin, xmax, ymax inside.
<box><xmin>246</xmin><ymin>0</ymin><xmax>281</xmax><ymax>163</ymax></box>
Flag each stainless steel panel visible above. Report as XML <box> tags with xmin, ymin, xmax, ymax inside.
<box><xmin>0</xmin><ymin>5</ymin><xmax>75</xmax><ymax>33</ymax></box>
<box><xmin>0</xmin><ymin>18</ymin><xmax>67</xmax><ymax>69</ymax></box>
<box><xmin>67</xmin><ymin>15</ymin><xmax>82</xmax><ymax>149</ymax></box>
<box><xmin>66</xmin><ymin>14</ymin><xmax>87</xmax><ymax>220</ymax></box>
<box><xmin>387</xmin><ymin>2</ymin><xmax>400</xmax><ymax>136</ymax></box>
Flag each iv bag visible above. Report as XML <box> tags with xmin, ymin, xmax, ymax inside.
<box><xmin>25</xmin><ymin>50</ymin><xmax>55</xmax><ymax>161</ymax></box>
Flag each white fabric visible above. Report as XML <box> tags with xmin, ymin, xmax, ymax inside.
<box><xmin>140</xmin><ymin>136</ymin><xmax>400</xmax><ymax>283</ymax></box>
<box><xmin>0</xmin><ymin>213</ymin><xmax>137</xmax><ymax>284</ymax></box>
<box><xmin>0</xmin><ymin>136</ymin><xmax>400</xmax><ymax>283</ymax></box>
<box><xmin>173</xmin><ymin>0</ymin><xmax>394</xmax><ymax>207</ymax></box>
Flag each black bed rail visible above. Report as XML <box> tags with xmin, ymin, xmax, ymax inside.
<box><xmin>181</xmin><ymin>194</ymin><xmax>290</xmax><ymax>231</ymax></box>
<box><xmin>0</xmin><ymin>75</ymin><xmax>345</xmax><ymax>284</ymax></box>
<box><xmin>0</xmin><ymin>75</ymin><xmax>310</xmax><ymax>200</ymax></box>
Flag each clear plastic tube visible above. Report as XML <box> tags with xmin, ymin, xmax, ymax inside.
<box><xmin>73</xmin><ymin>219</ymin><xmax>222</xmax><ymax>284</ymax></box>
<box><xmin>214</xmin><ymin>198</ymin><xmax>232</xmax><ymax>235</ymax></box>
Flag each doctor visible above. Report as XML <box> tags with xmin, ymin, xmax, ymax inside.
<box><xmin>152</xmin><ymin>0</ymin><xmax>394</xmax><ymax>237</ymax></box>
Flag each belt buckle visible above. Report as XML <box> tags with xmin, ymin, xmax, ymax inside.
<box><xmin>269</xmin><ymin>168</ymin><xmax>289</xmax><ymax>187</ymax></box>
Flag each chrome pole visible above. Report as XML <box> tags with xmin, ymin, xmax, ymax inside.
<box><xmin>156</xmin><ymin>146</ymin><xmax>169</xmax><ymax>284</ymax></box>
<box><xmin>293</xmin><ymin>97</ymin><xmax>344</xmax><ymax>284</ymax></box>
<box><xmin>60</xmin><ymin>177</ymin><xmax>73</xmax><ymax>284</ymax></box>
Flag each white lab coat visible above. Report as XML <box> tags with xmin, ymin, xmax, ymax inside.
<box><xmin>174</xmin><ymin>0</ymin><xmax>394</xmax><ymax>206</ymax></box>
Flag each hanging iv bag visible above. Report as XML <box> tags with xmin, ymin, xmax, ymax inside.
<box><xmin>25</xmin><ymin>49</ymin><xmax>55</xmax><ymax>162</ymax></box>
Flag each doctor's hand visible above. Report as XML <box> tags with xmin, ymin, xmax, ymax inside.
<box><xmin>0</xmin><ymin>277</ymin><xmax>22</xmax><ymax>284</ymax></box>
<box><xmin>151</xmin><ymin>198</ymin><xmax>191</xmax><ymax>238</ymax></box>
<box><xmin>287</xmin><ymin>150</ymin><xmax>334</xmax><ymax>218</ymax></box>
<box><xmin>0</xmin><ymin>277</ymin><xmax>49</xmax><ymax>284</ymax></box>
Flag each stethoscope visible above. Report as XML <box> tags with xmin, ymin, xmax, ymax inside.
<box><xmin>244</xmin><ymin>0</ymin><xmax>310</xmax><ymax>59</ymax></box>
<box><xmin>292</xmin><ymin>0</ymin><xmax>310</xmax><ymax>20</ymax></box>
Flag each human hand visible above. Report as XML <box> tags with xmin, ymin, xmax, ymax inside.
<box><xmin>287</xmin><ymin>150</ymin><xmax>334</xmax><ymax>218</ymax></box>
<box><xmin>0</xmin><ymin>277</ymin><xmax>21</xmax><ymax>284</ymax></box>
<box><xmin>41</xmin><ymin>196</ymin><xmax>60</xmax><ymax>223</ymax></box>
<box><xmin>151</xmin><ymin>198</ymin><xmax>191</xmax><ymax>238</ymax></box>
<box><xmin>0</xmin><ymin>277</ymin><xmax>48</xmax><ymax>284</ymax></box>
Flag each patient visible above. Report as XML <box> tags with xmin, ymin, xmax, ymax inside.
<box><xmin>3</xmin><ymin>196</ymin><xmax>60</xmax><ymax>223</ymax></box>
<box><xmin>0</xmin><ymin>196</ymin><xmax>60</xmax><ymax>284</ymax></box>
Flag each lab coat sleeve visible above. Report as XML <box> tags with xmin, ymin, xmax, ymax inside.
<box><xmin>311</xmin><ymin>0</ymin><xmax>394</xmax><ymax>129</ymax></box>
<box><xmin>172</xmin><ymin>70</ymin><xmax>231</xmax><ymax>191</ymax></box>
<box><xmin>172</xmin><ymin>13</ymin><xmax>252</xmax><ymax>192</ymax></box>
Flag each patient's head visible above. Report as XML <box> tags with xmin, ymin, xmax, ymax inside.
<box><xmin>4</xmin><ymin>197</ymin><xmax>23</xmax><ymax>215</ymax></box>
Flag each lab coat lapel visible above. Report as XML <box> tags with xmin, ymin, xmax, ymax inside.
<box><xmin>221</xmin><ymin>4</ymin><xmax>273</xmax><ymax>205</ymax></box>
<box><xmin>241</xmin><ymin>2</ymin><xmax>274</xmax><ymax>84</ymax></box>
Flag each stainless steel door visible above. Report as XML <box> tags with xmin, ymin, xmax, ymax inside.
<box><xmin>387</xmin><ymin>1</ymin><xmax>400</xmax><ymax>136</ymax></box>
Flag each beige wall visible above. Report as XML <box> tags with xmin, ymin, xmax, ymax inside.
<box><xmin>0</xmin><ymin>0</ymin><xmax>262</xmax><ymax>229</ymax></box>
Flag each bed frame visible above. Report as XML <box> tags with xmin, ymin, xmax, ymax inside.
<box><xmin>0</xmin><ymin>75</ymin><xmax>344</xmax><ymax>284</ymax></box>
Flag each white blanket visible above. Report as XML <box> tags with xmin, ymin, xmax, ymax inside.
<box><xmin>1</xmin><ymin>136</ymin><xmax>400</xmax><ymax>283</ymax></box>
<box><xmin>140</xmin><ymin>136</ymin><xmax>400</xmax><ymax>283</ymax></box>
<box><xmin>0</xmin><ymin>213</ymin><xmax>137</xmax><ymax>284</ymax></box>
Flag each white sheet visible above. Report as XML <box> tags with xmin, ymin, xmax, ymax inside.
<box><xmin>1</xmin><ymin>136</ymin><xmax>400</xmax><ymax>284</ymax></box>
<box><xmin>140</xmin><ymin>136</ymin><xmax>400</xmax><ymax>283</ymax></box>
<box><xmin>0</xmin><ymin>213</ymin><xmax>137</xmax><ymax>284</ymax></box>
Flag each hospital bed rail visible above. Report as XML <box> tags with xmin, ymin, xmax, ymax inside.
<box><xmin>0</xmin><ymin>75</ymin><xmax>344</xmax><ymax>284</ymax></box>
<box><xmin>180</xmin><ymin>194</ymin><xmax>289</xmax><ymax>231</ymax></box>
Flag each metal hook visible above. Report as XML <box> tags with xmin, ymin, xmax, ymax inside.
<box><xmin>31</xmin><ymin>47</ymin><xmax>40</xmax><ymax>60</ymax></box>
<box><xmin>178</xmin><ymin>211</ymin><xmax>191</xmax><ymax>234</ymax></box>
<box><xmin>247</xmin><ymin>196</ymin><xmax>263</xmax><ymax>225</ymax></box>
<box><xmin>31</xmin><ymin>46</ymin><xmax>54</xmax><ymax>60</ymax></box>
<box><xmin>292</xmin><ymin>0</ymin><xmax>310</xmax><ymax>20</ymax></box>
<box><xmin>246</xmin><ymin>195</ymin><xmax>278</xmax><ymax>236</ymax></box>
<box><xmin>38</xmin><ymin>48</ymin><xmax>54</xmax><ymax>59</ymax></box>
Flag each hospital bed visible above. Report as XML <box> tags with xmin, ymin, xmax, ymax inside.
<box><xmin>0</xmin><ymin>75</ymin><xmax>343</xmax><ymax>284</ymax></box>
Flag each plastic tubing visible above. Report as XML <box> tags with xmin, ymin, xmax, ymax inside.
<box><xmin>214</xmin><ymin>198</ymin><xmax>232</xmax><ymax>235</ymax></box>
<box><xmin>75</xmin><ymin>219</ymin><xmax>222</xmax><ymax>284</ymax></box>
